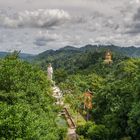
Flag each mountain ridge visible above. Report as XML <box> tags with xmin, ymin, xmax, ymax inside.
<box><xmin>0</xmin><ymin>51</ymin><xmax>35</xmax><ymax>60</ymax></box>
<box><xmin>1</xmin><ymin>44</ymin><xmax>140</xmax><ymax>59</ymax></box>
<box><xmin>37</xmin><ymin>44</ymin><xmax>140</xmax><ymax>58</ymax></box>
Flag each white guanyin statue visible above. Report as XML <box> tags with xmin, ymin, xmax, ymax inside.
<box><xmin>47</xmin><ymin>63</ymin><xmax>53</xmax><ymax>81</ymax></box>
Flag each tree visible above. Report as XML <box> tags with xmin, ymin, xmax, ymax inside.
<box><xmin>0</xmin><ymin>53</ymin><xmax>67</xmax><ymax>140</ymax></box>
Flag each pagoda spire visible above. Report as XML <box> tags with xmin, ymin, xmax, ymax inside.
<box><xmin>104</xmin><ymin>50</ymin><xmax>113</xmax><ymax>64</ymax></box>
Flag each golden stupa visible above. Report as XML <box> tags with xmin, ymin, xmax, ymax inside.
<box><xmin>104</xmin><ymin>50</ymin><xmax>113</xmax><ymax>64</ymax></box>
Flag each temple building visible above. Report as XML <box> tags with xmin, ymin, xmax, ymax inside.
<box><xmin>104</xmin><ymin>50</ymin><xmax>113</xmax><ymax>64</ymax></box>
<box><xmin>84</xmin><ymin>91</ymin><xmax>93</xmax><ymax>110</ymax></box>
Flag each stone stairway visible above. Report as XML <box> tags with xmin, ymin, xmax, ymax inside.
<box><xmin>52</xmin><ymin>85</ymin><xmax>78</xmax><ymax>140</ymax></box>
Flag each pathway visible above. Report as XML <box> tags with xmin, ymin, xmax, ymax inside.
<box><xmin>52</xmin><ymin>85</ymin><xmax>78</xmax><ymax>140</ymax></box>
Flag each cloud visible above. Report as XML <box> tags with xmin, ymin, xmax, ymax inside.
<box><xmin>0</xmin><ymin>9</ymin><xmax>70</xmax><ymax>28</ymax></box>
<box><xmin>0</xmin><ymin>0</ymin><xmax>140</xmax><ymax>54</ymax></box>
<box><xmin>125</xmin><ymin>7</ymin><xmax>140</xmax><ymax>34</ymax></box>
<box><xmin>34</xmin><ymin>31</ymin><xmax>62</xmax><ymax>46</ymax></box>
<box><xmin>133</xmin><ymin>7</ymin><xmax>140</xmax><ymax>21</ymax></box>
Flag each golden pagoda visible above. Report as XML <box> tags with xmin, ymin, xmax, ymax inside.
<box><xmin>104</xmin><ymin>50</ymin><xmax>113</xmax><ymax>64</ymax></box>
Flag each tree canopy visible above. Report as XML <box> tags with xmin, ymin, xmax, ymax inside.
<box><xmin>0</xmin><ymin>54</ymin><xmax>66</xmax><ymax>140</ymax></box>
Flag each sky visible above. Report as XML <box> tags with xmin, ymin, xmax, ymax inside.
<box><xmin>0</xmin><ymin>0</ymin><xmax>140</xmax><ymax>54</ymax></box>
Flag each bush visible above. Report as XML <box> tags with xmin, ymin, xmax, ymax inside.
<box><xmin>76</xmin><ymin>122</ymin><xmax>109</xmax><ymax>140</ymax></box>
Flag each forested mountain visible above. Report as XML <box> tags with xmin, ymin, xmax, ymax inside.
<box><xmin>37</xmin><ymin>44</ymin><xmax>140</xmax><ymax>60</ymax></box>
<box><xmin>34</xmin><ymin>44</ymin><xmax>140</xmax><ymax>75</ymax></box>
<box><xmin>0</xmin><ymin>52</ymin><xmax>7</xmax><ymax>58</ymax></box>
<box><xmin>35</xmin><ymin>45</ymin><xmax>130</xmax><ymax>78</ymax></box>
<box><xmin>1</xmin><ymin>44</ymin><xmax>139</xmax><ymax>61</ymax></box>
<box><xmin>0</xmin><ymin>51</ymin><xmax>34</xmax><ymax>60</ymax></box>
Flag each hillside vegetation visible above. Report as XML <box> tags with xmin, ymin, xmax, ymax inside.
<box><xmin>0</xmin><ymin>45</ymin><xmax>140</xmax><ymax>140</ymax></box>
<box><xmin>35</xmin><ymin>45</ymin><xmax>129</xmax><ymax>83</ymax></box>
<box><xmin>0</xmin><ymin>53</ymin><xmax>66</xmax><ymax>140</ymax></box>
<box><xmin>36</xmin><ymin>45</ymin><xmax>140</xmax><ymax>140</ymax></box>
<box><xmin>59</xmin><ymin>58</ymin><xmax>140</xmax><ymax>140</ymax></box>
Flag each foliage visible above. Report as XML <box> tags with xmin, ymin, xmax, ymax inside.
<box><xmin>35</xmin><ymin>45</ymin><xmax>128</xmax><ymax>78</ymax></box>
<box><xmin>21</xmin><ymin>44</ymin><xmax>140</xmax><ymax>140</ymax></box>
<box><xmin>76</xmin><ymin>121</ymin><xmax>109</xmax><ymax>140</ymax></box>
<box><xmin>0</xmin><ymin>53</ymin><xmax>67</xmax><ymax>140</ymax></box>
<box><xmin>58</xmin><ymin>57</ymin><xmax>140</xmax><ymax>140</ymax></box>
<box><xmin>54</xmin><ymin>68</ymin><xmax>68</xmax><ymax>83</ymax></box>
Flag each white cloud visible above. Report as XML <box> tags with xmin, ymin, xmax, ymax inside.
<box><xmin>34</xmin><ymin>31</ymin><xmax>63</xmax><ymax>46</ymax></box>
<box><xmin>124</xmin><ymin>7</ymin><xmax>140</xmax><ymax>34</ymax></box>
<box><xmin>0</xmin><ymin>9</ymin><xmax>70</xmax><ymax>28</ymax></box>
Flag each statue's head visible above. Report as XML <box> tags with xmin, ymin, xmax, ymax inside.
<box><xmin>48</xmin><ymin>63</ymin><xmax>51</xmax><ymax>67</ymax></box>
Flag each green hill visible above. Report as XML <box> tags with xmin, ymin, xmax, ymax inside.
<box><xmin>35</xmin><ymin>45</ymin><xmax>130</xmax><ymax>77</ymax></box>
<box><xmin>37</xmin><ymin>45</ymin><xmax>140</xmax><ymax>61</ymax></box>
